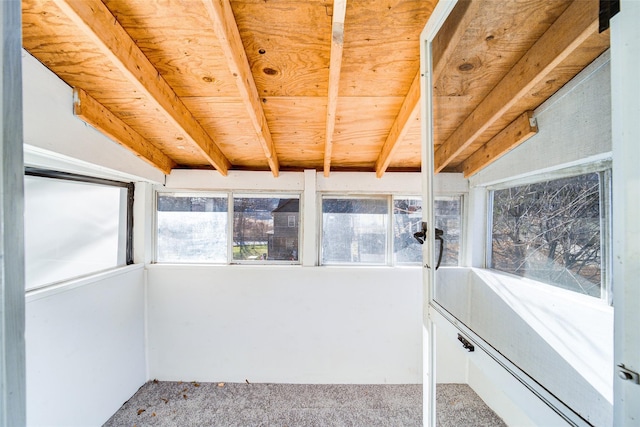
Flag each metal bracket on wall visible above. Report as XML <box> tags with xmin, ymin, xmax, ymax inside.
<box><xmin>617</xmin><ymin>364</ymin><xmax>640</xmax><ymax>384</ymax></box>
<box><xmin>457</xmin><ymin>333</ymin><xmax>475</xmax><ymax>352</ymax></box>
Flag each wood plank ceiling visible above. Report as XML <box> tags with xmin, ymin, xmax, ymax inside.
<box><xmin>22</xmin><ymin>0</ymin><xmax>609</xmax><ymax>178</ymax></box>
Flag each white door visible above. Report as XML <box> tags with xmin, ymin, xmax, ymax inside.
<box><xmin>611</xmin><ymin>1</ymin><xmax>640</xmax><ymax>424</ymax></box>
<box><xmin>419</xmin><ymin>3</ymin><xmax>457</xmax><ymax>426</ymax></box>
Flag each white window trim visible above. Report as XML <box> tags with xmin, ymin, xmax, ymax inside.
<box><xmin>230</xmin><ymin>193</ymin><xmax>302</xmax><ymax>265</ymax></box>
<box><xmin>318</xmin><ymin>193</ymin><xmax>464</xmax><ymax>267</ymax></box>
<box><xmin>319</xmin><ymin>194</ymin><xmax>391</xmax><ymax>266</ymax></box>
<box><xmin>433</xmin><ymin>194</ymin><xmax>464</xmax><ymax>268</ymax></box>
<box><xmin>154</xmin><ymin>188</ymin><xmax>302</xmax><ymax>265</ymax></box>
<box><xmin>24</xmin><ymin>169</ymin><xmax>134</xmax><ymax>292</ymax></box>
<box><xmin>484</xmin><ymin>161</ymin><xmax>612</xmax><ymax>302</ymax></box>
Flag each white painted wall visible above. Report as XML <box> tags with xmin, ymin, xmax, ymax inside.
<box><xmin>151</xmin><ymin>170</ymin><xmax>463</xmax><ymax>385</ymax></box>
<box><xmin>25</xmin><ymin>266</ymin><xmax>147</xmax><ymax>427</ymax></box>
<box><xmin>146</xmin><ymin>265</ymin><xmax>422</xmax><ymax>384</ymax></box>
<box><xmin>22</xmin><ymin>50</ymin><xmax>154</xmax><ymax>427</ymax></box>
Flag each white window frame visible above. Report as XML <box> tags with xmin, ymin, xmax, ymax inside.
<box><xmin>155</xmin><ymin>191</ymin><xmax>229</xmax><ymax>264</ymax></box>
<box><xmin>24</xmin><ymin>168</ymin><xmax>133</xmax><ymax>291</ymax></box>
<box><xmin>319</xmin><ymin>194</ymin><xmax>392</xmax><ymax>266</ymax></box>
<box><xmin>230</xmin><ymin>192</ymin><xmax>301</xmax><ymax>265</ymax></box>
<box><xmin>433</xmin><ymin>194</ymin><xmax>464</xmax><ymax>268</ymax></box>
<box><xmin>319</xmin><ymin>193</ymin><xmax>463</xmax><ymax>267</ymax></box>
<box><xmin>485</xmin><ymin>161</ymin><xmax>612</xmax><ymax>303</ymax></box>
<box><xmin>154</xmin><ymin>189</ymin><xmax>302</xmax><ymax>265</ymax></box>
<box><xmin>392</xmin><ymin>195</ymin><xmax>423</xmax><ymax>266</ymax></box>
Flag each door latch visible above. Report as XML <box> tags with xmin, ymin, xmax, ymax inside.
<box><xmin>457</xmin><ymin>333</ymin><xmax>474</xmax><ymax>352</ymax></box>
<box><xmin>617</xmin><ymin>364</ymin><xmax>640</xmax><ymax>384</ymax></box>
<box><xmin>414</xmin><ymin>221</ymin><xmax>445</xmax><ymax>270</ymax></box>
<box><xmin>413</xmin><ymin>221</ymin><xmax>428</xmax><ymax>244</ymax></box>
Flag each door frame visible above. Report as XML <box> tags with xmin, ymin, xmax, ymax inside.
<box><xmin>419</xmin><ymin>2</ymin><xmax>458</xmax><ymax>426</ymax></box>
<box><xmin>611</xmin><ymin>1</ymin><xmax>640</xmax><ymax>424</ymax></box>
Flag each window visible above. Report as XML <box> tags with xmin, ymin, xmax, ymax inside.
<box><xmin>434</xmin><ymin>197</ymin><xmax>462</xmax><ymax>267</ymax></box>
<box><xmin>157</xmin><ymin>194</ymin><xmax>228</xmax><ymax>263</ymax></box>
<box><xmin>393</xmin><ymin>198</ymin><xmax>422</xmax><ymax>264</ymax></box>
<box><xmin>155</xmin><ymin>192</ymin><xmax>300</xmax><ymax>264</ymax></box>
<box><xmin>489</xmin><ymin>171</ymin><xmax>609</xmax><ymax>298</ymax></box>
<box><xmin>393</xmin><ymin>197</ymin><xmax>461</xmax><ymax>266</ymax></box>
<box><xmin>24</xmin><ymin>169</ymin><xmax>132</xmax><ymax>291</ymax></box>
<box><xmin>321</xmin><ymin>197</ymin><xmax>388</xmax><ymax>264</ymax></box>
<box><xmin>322</xmin><ymin>195</ymin><xmax>462</xmax><ymax>266</ymax></box>
<box><xmin>234</xmin><ymin>196</ymin><xmax>299</xmax><ymax>261</ymax></box>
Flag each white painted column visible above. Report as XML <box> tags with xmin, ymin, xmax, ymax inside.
<box><xmin>465</xmin><ymin>186</ymin><xmax>487</xmax><ymax>268</ymax></box>
<box><xmin>611</xmin><ymin>1</ymin><xmax>640</xmax><ymax>424</ymax></box>
<box><xmin>302</xmin><ymin>170</ymin><xmax>317</xmax><ymax>266</ymax></box>
<box><xmin>0</xmin><ymin>1</ymin><xmax>26</xmax><ymax>425</ymax></box>
<box><xmin>133</xmin><ymin>181</ymin><xmax>155</xmax><ymax>264</ymax></box>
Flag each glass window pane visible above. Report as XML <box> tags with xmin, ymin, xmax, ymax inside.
<box><xmin>393</xmin><ymin>198</ymin><xmax>423</xmax><ymax>264</ymax></box>
<box><xmin>24</xmin><ymin>175</ymin><xmax>127</xmax><ymax>290</ymax></box>
<box><xmin>157</xmin><ymin>194</ymin><xmax>228</xmax><ymax>263</ymax></box>
<box><xmin>393</xmin><ymin>197</ymin><xmax>461</xmax><ymax>266</ymax></box>
<box><xmin>435</xmin><ymin>197</ymin><xmax>461</xmax><ymax>267</ymax></box>
<box><xmin>233</xmin><ymin>196</ymin><xmax>299</xmax><ymax>262</ymax></box>
<box><xmin>491</xmin><ymin>172</ymin><xmax>602</xmax><ymax>297</ymax></box>
<box><xmin>322</xmin><ymin>198</ymin><xmax>388</xmax><ymax>264</ymax></box>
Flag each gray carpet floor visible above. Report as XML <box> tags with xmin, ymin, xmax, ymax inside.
<box><xmin>104</xmin><ymin>381</ymin><xmax>506</xmax><ymax>427</ymax></box>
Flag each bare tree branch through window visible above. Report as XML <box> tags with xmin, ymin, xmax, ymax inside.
<box><xmin>491</xmin><ymin>172</ymin><xmax>603</xmax><ymax>297</ymax></box>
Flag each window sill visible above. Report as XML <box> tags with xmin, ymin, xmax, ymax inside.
<box><xmin>26</xmin><ymin>264</ymin><xmax>144</xmax><ymax>302</ymax></box>
<box><xmin>473</xmin><ymin>267</ymin><xmax>611</xmax><ymax>309</ymax></box>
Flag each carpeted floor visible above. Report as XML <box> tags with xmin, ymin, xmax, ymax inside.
<box><xmin>103</xmin><ymin>381</ymin><xmax>506</xmax><ymax>427</ymax></box>
<box><xmin>436</xmin><ymin>384</ymin><xmax>507</xmax><ymax>427</ymax></box>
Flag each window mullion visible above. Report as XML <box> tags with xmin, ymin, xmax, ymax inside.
<box><xmin>227</xmin><ymin>192</ymin><xmax>233</xmax><ymax>265</ymax></box>
<box><xmin>387</xmin><ymin>195</ymin><xmax>393</xmax><ymax>266</ymax></box>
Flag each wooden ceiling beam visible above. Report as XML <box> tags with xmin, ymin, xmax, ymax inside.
<box><xmin>323</xmin><ymin>0</ymin><xmax>347</xmax><ymax>177</ymax></box>
<box><xmin>461</xmin><ymin>110</ymin><xmax>537</xmax><ymax>177</ymax></box>
<box><xmin>375</xmin><ymin>1</ymin><xmax>481</xmax><ymax>178</ymax></box>
<box><xmin>431</xmin><ymin>0</ymin><xmax>483</xmax><ymax>79</ymax></box>
<box><xmin>434</xmin><ymin>0</ymin><xmax>600</xmax><ymax>173</ymax></box>
<box><xmin>51</xmin><ymin>0</ymin><xmax>231</xmax><ymax>175</ymax></box>
<box><xmin>74</xmin><ymin>88</ymin><xmax>176</xmax><ymax>175</ymax></box>
<box><xmin>202</xmin><ymin>0</ymin><xmax>280</xmax><ymax>177</ymax></box>
<box><xmin>375</xmin><ymin>71</ymin><xmax>421</xmax><ymax>178</ymax></box>
<box><xmin>374</xmin><ymin>0</ymin><xmax>481</xmax><ymax>178</ymax></box>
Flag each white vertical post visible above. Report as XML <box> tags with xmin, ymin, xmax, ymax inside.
<box><xmin>0</xmin><ymin>1</ymin><xmax>26</xmax><ymax>426</ymax></box>
<box><xmin>419</xmin><ymin>2</ymin><xmax>458</xmax><ymax>426</ymax></box>
<box><xmin>302</xmin><ymin>170</ymin><xmax>317</xmax><ymax>266</ymax></box>
<box><xmin>465</xmin><ymin>186</ymin><xmax>487</xmax><ymax>268</ymax></box>
<box><xmin>611</xmin><ymin>0</ymin><xmax>640</xmax><ymax>424</ymax></box>
<box><xmin>133</xmin><ymin>181</ymin><xmax>155</xmax><ymax>265</ymax></box>
<box><xmin>420</xmin><ymin>35</ymin><xmax>437</xmax><ymax>427</ymax></box>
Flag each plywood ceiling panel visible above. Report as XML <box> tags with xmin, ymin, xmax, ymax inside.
<box><xmin>388</xmin><ymin>117</ymin><xmax>422</xmax><ymax>170</ymax></box>
<box><xmin>340</xmin><ymin>0</ymin><xmax>436</xmax><ymax>97</ymax></box>
<box><xmin>21</xmin><ymin>0</ymin><xmax>609</xmax><ymax>176</ymax></box>
<box><xmin>232</xmin><ymin>0</ymin><xmax>332</xmax><ymax>97</ymax></box>
<box><xmin>103</xmin><ymin>0</ymin><xmax>239</xmax><ymax>97</ymax></box>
